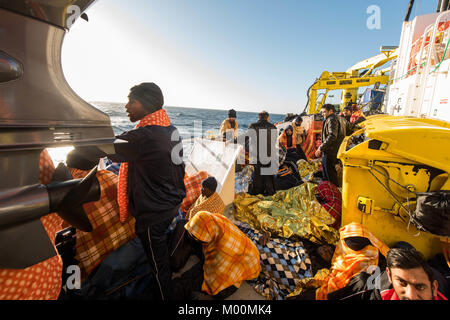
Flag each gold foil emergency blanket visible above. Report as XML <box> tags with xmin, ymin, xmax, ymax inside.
<box><xmin>297</xmin><ymin>159</ymin><xmax>322</xmax><ymax>181</ymax></box>
<box><xmin>233</xmin><ymin>182</ymin><xmax>339</xmax><ymax>245</ymax></box>
<box><xmin>287</xmin><ymin>268</ymin><xmax>329</xmax><ymax>298</ymax></box>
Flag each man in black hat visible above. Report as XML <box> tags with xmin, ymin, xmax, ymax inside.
<box><xmin>109</xmin><ymin>82</ymin><xmax>186</xmax><ymax>300</ymax></box>
<box><xmin>220</xmin><ymin>109</ymin><xmax>238</xmax><ymax>142</ymax></box>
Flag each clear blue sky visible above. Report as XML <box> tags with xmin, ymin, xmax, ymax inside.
<box><xmin>62</xmin><ymin>0</ymin><xmax>438</xmax><ymax>114</ymax></box>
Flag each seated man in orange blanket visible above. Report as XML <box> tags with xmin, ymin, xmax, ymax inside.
<box><xmin>183</xmin><ymin>211</ymin><xmax>261</xmax><ymax>299</ymax></box>
<box><xmin>186</xmin><ymin>177</ymin><xmax>225</xmax><ymax>221</ymax></box>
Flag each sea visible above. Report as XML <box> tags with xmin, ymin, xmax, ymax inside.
<box><xmin>47</xmin><ymin>102</ymin><xmax>287</xmax><ymax>164</ymax></box>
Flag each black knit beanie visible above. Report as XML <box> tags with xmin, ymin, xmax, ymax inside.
<box><xmin>228</xmin><ymin>109</ymin><xmax>237</xmax><ymax>118</ymax></box>
<box><xmin>201</xmin><ymin>177</ymin><xmax>218</xmax><ymax>192</ymax></box>
<box><xmin>129</xmin><ymin>83</ymin><xmax>164</xmax><ymax>112</ymax></box>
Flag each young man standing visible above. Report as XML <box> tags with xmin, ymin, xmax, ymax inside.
<box><xmin>315</xmin><ymin>104</ymin><xmax>354</xmax><ymax>186</ymax></box>
<box><xmin>247</xmin><ymin>111</ymin><xmax>278</xmax><ymax>196</ymax></box>
<box><xmin>315</xmin><ymin>104</ymin><xmax>344</xmax><ymax>186</ymax></box>
<box><xmin>111</xmin><ymin>83</ymin><xmax>186</xmax><ymax>300</ymax></box>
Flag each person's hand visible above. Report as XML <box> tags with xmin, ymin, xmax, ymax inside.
<box><xmin>315</xmin><ymin>148</ymin><xmax>322</xmax><ymax>158</ymax></box>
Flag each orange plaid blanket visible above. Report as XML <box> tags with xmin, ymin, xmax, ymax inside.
<box><xmin>185</xmin><ymin>211</ymin><xmax>261</xmax><ymax>295</ymax></box>
<box><xmin>186</xmin><ymin>192</ymin><xmax>225</xmax><ymax>220</ymax></box>
<box><xmin>70</xmin><ymin>168</ymin><xmax>136</xmax><ymax>280</ymax></box>
<box><xmin>315</xmin><ymin>222</ymin><xmax>389</xmax><ymax>300</ymax></box>
<box><xmin>180</xmin><ymin>171</ymin><xmax>209</xmax><ymax>213</ymax></box>
<box><xmin>0</xmin><ymin>149</ymin><xmax>63</xmax><ymax>300</ymax></box>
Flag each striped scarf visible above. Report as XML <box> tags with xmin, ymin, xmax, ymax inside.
<box><xmin>118</xmin><ymin>109</ymin><xmax>171</xmax><ymax>222</ymax></box>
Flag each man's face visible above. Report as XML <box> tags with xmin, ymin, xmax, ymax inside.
<box><xmin>321</xmin><ymin>108</ymin><xmax>332</xmax><ymax>119</ymax></box>
<box><xmin>125</xmin><ymin>97</ymin><xmax>149</xmax><ymax>122</ymax></box>
<box><xmin>387</xmin><ymin>267</ymin><xmax>438</xmax><ymax>300</ymax></box>
<box><xmin>343</xmin><ymin>109</ymin><xmax>351</xmax><ymax>117</ymax></box>
<box><xmin>295</xmin><ymin>121</ymin><xmax>302</xmax><ymax>127</ymax></box>
<box><xmin>285</xmin><ymin>128</ymin><xmax>293</xmax><ymax>135</ymax></box>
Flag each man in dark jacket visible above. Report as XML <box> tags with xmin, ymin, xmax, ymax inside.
<box><xmin>109</xmin><ymin>83</ymin><xmax>186</xmax><ymax>300</ymax></box>
<box><xmin>315</xmin><ymin>104</ymin><xmax>353</xmax><ymax>186</ymax></box>
<box><xmin>247</xmin><ymin>111</ymin><xmax>278</xmax><ymax>196</ymax></box>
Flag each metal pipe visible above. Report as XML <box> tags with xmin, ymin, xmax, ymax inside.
<box><xmin>441</xmin><ymin>0</ymin><xmax>449</xmax><ymax>12</ymax></box>
<box><xmin>405</xmin><ymin>0</ymin><xmax>415</xmax><ymax>22</ymax></box>
<box><xmin>437</xmin><ymin>0</ymin><xmax>443</xmax><ymax>12</ymax></box>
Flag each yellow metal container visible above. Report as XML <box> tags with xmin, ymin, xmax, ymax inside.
<box><xmin>338</xmin><ymin>115</ymin><xmax>450</xmax><ymax>259</ymax></box>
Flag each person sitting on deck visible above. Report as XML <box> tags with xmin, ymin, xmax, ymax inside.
<box><xmin>183</xmin><ymin>211</ymin><xmax>261</xmax><ymax>299</ymax></box>
<box><xmin>186</xmin><ymin>177</ymin><xmax>225</xmax><ymax>221</ymax></box>
<box><xmin>278</xmin><ymin>125</ymin><xmax>306</xmax><ymax>163</ymax></box>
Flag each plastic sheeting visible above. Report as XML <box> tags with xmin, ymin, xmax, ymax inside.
<box><xmin>186</xmin><ymin>139</ymin><xmax>241</xmax><ymax>190</ymax></box>
<box><xmin>233</xmin><ymin>182</ymin><xmax>340</xmax><ymax>245</ymax></box>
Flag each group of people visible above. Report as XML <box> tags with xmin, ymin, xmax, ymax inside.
<box><xmin>1</xmin><ymin>82</ymin><xmax>447</xmax><ymax>302</ymax></box>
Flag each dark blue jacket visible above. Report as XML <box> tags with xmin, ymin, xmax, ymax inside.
<box><xmin>112</xmin><ymin>125</ymin><xmax>186</xmax><ymax>231</ymax></box>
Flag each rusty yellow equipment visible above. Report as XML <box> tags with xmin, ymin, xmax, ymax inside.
<box><xmin>338</xmin><ymin>115</ymin><xmax>450</xmax><ymax>259</ymax></box>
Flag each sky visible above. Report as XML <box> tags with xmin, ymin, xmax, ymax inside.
<box><xmin>61</xmin><ymin>0</ymin><xmax>438</xmax><ymax>114</ymax></box>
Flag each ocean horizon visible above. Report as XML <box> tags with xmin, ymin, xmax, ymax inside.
<box><xmin>48</xmin><ymin>102</ymin><xmax>290</xmax><ymax>164</ymax></box>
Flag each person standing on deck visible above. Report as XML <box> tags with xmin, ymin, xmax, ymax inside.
<box><xmin>220</xmin><ymin>109</ymin><xmax>238</xmax><ymax>142</ymax></box>
<box><xmin>109</xmin><ymin>83</ymin><xmax>186</xmax><ymax>300</ymax></box>
<box><xmin>247</xmin><ymin>111</ymin><xmax>278</xmax><ymax>196</ymax></box>
<box><xmin>315</xmin><ymin>104</ymin><xmax>348</xmax><ymax>187</ymax></box>
<box><xmin>291</xmin><ymin>116</ymin><xmax>308</xmax><ymax>161</ymax></box>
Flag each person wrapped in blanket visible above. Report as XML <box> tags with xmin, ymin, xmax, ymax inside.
<box><xmin>274</xmin><ymin>159</ymin><xmax>302</xmax><ymax>192</ymax></box>
<box><xmin>172</xmin><ymin>211</ymin><xmax>261</xmax><ymax>299</ymax></box>
<box><xmin>278</xmin><ymin>125</ymin><xmax>306</xmax><ymax>164</ymax></box>
<box><xmin>186</xmin><ymin>177</ymin><xmax>225</xmax><ymax>221</ymax></box>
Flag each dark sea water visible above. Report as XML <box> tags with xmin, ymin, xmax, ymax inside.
<box><xmin>91</xmin><ymin>102</ymin><xmax>287</xmax><ymax>156</ymax></box>
<box><xmin>48</xmin><ymin>102</ymin><xmax>287</xmax><ymax>164</ymax></box>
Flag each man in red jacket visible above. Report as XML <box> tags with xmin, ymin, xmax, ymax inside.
<box><xmin>382</xmin><ymin>247</ymin><xmax>447</xmax><ymax>300</ymax></box>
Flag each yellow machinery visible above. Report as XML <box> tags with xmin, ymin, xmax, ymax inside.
<box><xmin>338</xmin><ymin>115</ymin><xmax>450</xmax><ymax>259</ymax></box>
<box><xmin>306</xmin><ymin>47</ymin><xmax>398</xmax><ymax>114</ymax></box>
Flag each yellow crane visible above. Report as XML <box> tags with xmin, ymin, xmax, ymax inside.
<box><xmin>305</xmin><ymin>46</ymin><xmax>398</xmax><ymax>114</ymax></box>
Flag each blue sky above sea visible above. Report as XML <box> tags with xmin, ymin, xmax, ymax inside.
<box><xmin>62</xmin><ymin>0</ymin><xmax>437</xmax><ymax>114</ymax></box>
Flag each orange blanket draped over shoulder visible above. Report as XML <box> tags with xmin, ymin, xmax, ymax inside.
<box><xmin>315</xmin><ymin>222</ymin><xmax>390</xmax><ymax>300</ymax></box>
<box><xmin>117</xmin><ymin>109</ymin><xmax>171</xmax><ymax>222</ymax></box>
